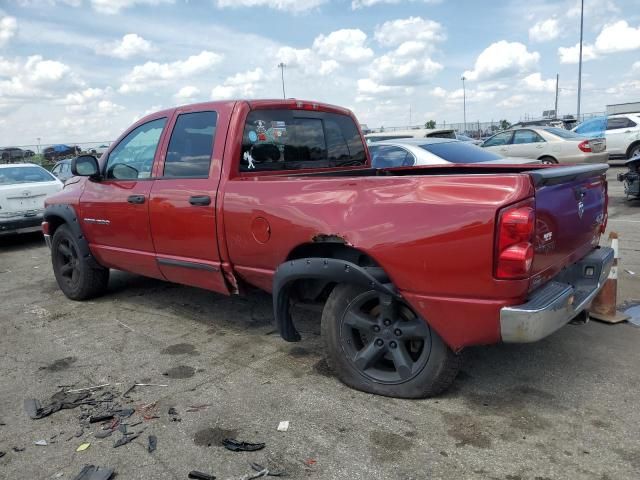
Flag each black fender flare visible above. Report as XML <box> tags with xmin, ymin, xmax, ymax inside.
<box><xmin>272</xmin><ymin>257</ymin><xmax>397</xmax><ymax>342</ymax></box>
<box><xmin>44</xmin><ymin>204</ymin><xmax>101</xmax><ymax>269</ymax></box>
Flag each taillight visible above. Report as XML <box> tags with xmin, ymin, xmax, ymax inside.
<box><xmin>578</xmin><ymin>140</ymin><xmax>592</xmax><ymax>153</ymax></box>
<box><xmin>41</xmin><ymin>221</ymin><xmax>50</xmax><ymax>235</ymax></box>
<box><xmin>601</xmin><ymin>176</ymin><xmax>608</xmax><ymax>233</ymax></box>
<box><xmin>495</xmin><ymin>199</ymin><xmax>535</xmax><ymax>279</ymax></box>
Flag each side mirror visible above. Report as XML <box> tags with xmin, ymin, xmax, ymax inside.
<box><xmin>71</xmin><ymin>155</ymin><xmax>100</xmax><ymax>179</ymax></box>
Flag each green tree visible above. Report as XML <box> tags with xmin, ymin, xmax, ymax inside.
<box><xmin>499</xmin><ymin>119</ymin><xmax>511</xmax><ymax>130</ymax></box>
<box><xmin>424</xmin><ymin>120</ymin><xmax>436</xmax><ymax>129</ymax></box>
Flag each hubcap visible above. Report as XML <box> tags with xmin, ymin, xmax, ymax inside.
<box><xmin>56</xmin><ymin>238</ymin><xmax>80</xmax><ymax>287</ymax></box>
<box><xmin>340</xmin><ymin>291</ymin><xmax>432</xmax><ymax>384</ymax></box>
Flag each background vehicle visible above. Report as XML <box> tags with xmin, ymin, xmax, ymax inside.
<box><xmin>573</xmin><ymin>113</ymin><xmax>640</xmax><ymax>159</ymax></box>
<box><xmin>0</xmin><ymin>147</ymin><xmax>28</xmax><ymax>163</ymax></box>
<box><xmin>43</xmin><ymin>144</ymin><xmax>81</xmax><ymax>162</ymax></box>
<box><xmin>481</xmin><ymin>127</ymin><xmax>607</xmax><ymax>164</ymax></box>
<box><xmin>0</xmin><ymin>163</ymin><xmax>63</xmax><ymax>235</ymax></box>
<box><xmin>365</xmin><ymin>128</ymin><xmax>456</xmax><ymax>143</ymax></box>
<box><xmin>369</xmin><ymin>138</ymin><xmax>540</xmax><ymax>168</ymax></box>
<box><xmin>618</xmin><ymin>157</ymin><xmax>640</xmax><ymax>198</ymax></box>
<box><xmin>43</xmin><ymin>99</ymin><xmax>611</xmax><ymax>399</ymax></box>
<box><xmin>51</xmin><ymin>158</ymin><xmax>74</xmax><ymax>182</ymax></box>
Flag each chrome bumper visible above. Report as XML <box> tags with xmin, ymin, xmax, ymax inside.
<box><xmin>44</xmin><ymin>234</ymin><xmax>52</xmax><ymax>249</ymax></box>
<box><xmin>500</xmin><ymin>247</ymin><xmax>614</xmax><ymax>343</ymax></box>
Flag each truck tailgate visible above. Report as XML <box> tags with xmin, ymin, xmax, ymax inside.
<box><xmin>528</xmin><ymin>164</ymin><xmax>608</xmax><ymax>290</ymax></box>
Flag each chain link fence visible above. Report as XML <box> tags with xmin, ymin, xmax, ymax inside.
<box><xmin>0</xmin><ymin>142</ymin><xmax>113</xmax><ymax>168</ymax></box>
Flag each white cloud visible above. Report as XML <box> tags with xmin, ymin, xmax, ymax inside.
<box><xmin>594</xmin><ymin>20</ymin><xmax>640</xmax><ymax>54</ymax></box>
<box><xmin>174</xmin><ymin>85</ymin><xmax>200</xmax><ymax>100</ymax></box>
<box><xmin>0</xmin><ymin>55</ymin><xmax>78</xmax><ymax>99</ymax></box>
<box><xmin>0</xmin><ymin>13</ymin><xmax>17</xmax><ymax>47</ymax></box>
<box><xmin>463</xmin><ymin>41</ymin><xmax>540</xmax><ymax>81</ymax></box>
<box><xmin>394</xmin><ymin>41</ymin><xmax>428</xmax><ymax>57</ymax></box>
<box><xmin>352</xmin><ymin>0</ymin><xmax>441</xmax><ymax>9</ymax></box>
<box><xmin>567</xmin><ymin>0</ymin><xmax>619</xmax><ymax>18</ymax></box>
<box><xmin>520</xmin><ymin>72</ymin><xmax>555</xmax><ymax>92</ymax></box>
<box><xmin>370</xmin><ymin>54</ymin><xmax>442</xmax><ymax>86</ymax></box>
<box><xmin>374</xmin><ymin>16</ymin><xmax>445</xmax><ymax>48</ymax></box>
<box><xmin>498</xmin><ymin>95</ymin><xmax>527</xmax><ymax>108</ymax></box>
<box><xmin>211</xmin><ymin>68</ymin><xmax>265</xmax><ymax>100</ymax></box>
<box><xmin>428</xmin><ymin>86</ymin><xmax>495</xmax><ymax>104</ymax></box>
<box><xmin>633</xmin><ymin>61</ymin><xmax>640</xmax><ymax>72</ymax></box>
<box><xmin>119</xmin><ymin>50</ymin><xmax>223</xmax><ymax>93</ymax></box>
<box><xmin>61</xmin><ymin>87</ymin><xmax>105</xmax><ymax>113</ymax></box>
<box><xmin>529</xmin><ymin>18</ymin><xmax>559</xmax><ymax>43</ymax></box>
<box><xmin>319</xmin><ymin>60</ymin><xmax>339</xmax><ymax>75</ymax></box>
<box><xmin>312</xmin><ymin>29</ymin><xmax>373</xmax><ymax>63</ymax></box>
<box><xmin>97</xmin><ymin>99</ymin><xmax>124</xmax><ymax>114</ymax></box>
<box><xmin>430</xmin><ymin>86</ymin><xmax>447</xmax><ymax>98</ymax></box>
<box><xmin>216</xmin><ymin>0</ymin><xmax>326</xmax><ymax>13</ymax></box>
<box><xmin>96</xmin><ymin>33</ymin><xmax>152</xmax><ymax>59</ymax></box>
<box><xmin>90</xmin><ymin>0</ymin><xmax>174</xmax><ymax>15</ymax></box>
<box><xmin>557</xmin><ymin>42</ymin><xmax>598</xmax><ymax>63</ymax></box>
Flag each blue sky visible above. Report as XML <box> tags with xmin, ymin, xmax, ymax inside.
<box><xmin>1</xmin><ymin>0</ymin><xmax>639</xmax><ymax>145</ymax></box>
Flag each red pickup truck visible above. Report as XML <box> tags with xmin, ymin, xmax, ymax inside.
<box><xmin>43</xmin><ymin>99</ymin><xmax>613</xmax><ymax>398</ymax></box>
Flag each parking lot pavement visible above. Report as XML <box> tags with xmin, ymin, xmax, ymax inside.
<box><xmin>1</xmin><ymin>166</ymin><xmax>639</xmax><ymax>480</ymax></box>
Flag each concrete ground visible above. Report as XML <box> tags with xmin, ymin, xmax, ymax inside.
<box><xmin>0</xmin><ymin>166</ymin><xmax>639</xmax><ymax>480</ymax></box>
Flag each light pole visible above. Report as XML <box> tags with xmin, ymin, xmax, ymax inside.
<box><xmin>577</xmin><ymin>0</ymin><xmax>584</xmax><ymax>121</ymax></box>
<box><xmin>461</xmin><ymin>76</ymin><xmax>467</xmax><ymax>134</ymax></box>
<box><xmin>37</xmin><ymin>137</ymin><xmax>41</xmax><ymax>154</ymax></box>
<box><xmin>277</xmin><ymin>62</ymin><xmax>286</xmax><ymax>99</ymax></box>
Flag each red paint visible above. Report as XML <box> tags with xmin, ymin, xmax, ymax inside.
<box><xmin>45</xmin><ymin>99</ymin><xmax>606</xmax><ymax>351</ymax></box>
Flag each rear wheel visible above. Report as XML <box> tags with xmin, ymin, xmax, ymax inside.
<box><xmin>539</xmin><ymin>156</ymin><xmax>558</xmax><ymax>165</ymax></box>
<box><xmin>51</xmin><ymin>225</ymin><xmax>109</xmax><ymax>300</ymax></box>
<box><xmin>628</xmin><ymin>143</ymin><xmax>640</xmax><ymax>159</ymax></box>
<box><xmin>321</xmin><ymin>283</ymin><xmax>462</xmax><ymax>398</ymax></box>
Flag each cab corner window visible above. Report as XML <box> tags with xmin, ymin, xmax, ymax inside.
<box><xmin>164</xmin><ymin>111</ymin><xmax>217</xmax><ymax>178</ymax></box>
<box><xmin>105</xmin><ymin>118</ymin><xmax>166</xmax><ymax>180</ymax></box>
<box><xmin>239</xmin><ymin>109</ymin><xmax>366</xmax><ymax>172</ymax></box>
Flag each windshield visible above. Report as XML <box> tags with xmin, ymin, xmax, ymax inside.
<box><xmin>0</xmin><ymin>166</ymin><xmax>56</xmax><ymax>185</ymax></box>
<box><xmin>574</xmin><ymin>116</ymin><xmax>607</xmax><ymax>138</ymax></box>
<box><xmin>419</xmin><ymin>141</ymin><xmax>503</xmax><ymax>163</ymax></box>
<box><xmin>544</xmin><ymin>127</ymin><xmax>585</xmax><ymax>140</ymax></box>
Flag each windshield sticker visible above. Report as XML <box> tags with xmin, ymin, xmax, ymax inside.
<box><xmin>271</xmin><ymin>121</ymin><xmax>287</xmax><ymax>139</ymax></box>
<box><xmin>248</xmin><ymin>130</ymin><xmax>258</xmax><ymax>143</ymax></box>
<box><xmin>243</xmin><ymin>150</ymin><xmax>256</xmax><ymax>169</ymax></box>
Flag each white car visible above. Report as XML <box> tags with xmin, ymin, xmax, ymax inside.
<box><xmin>368</xmin><ymin>138</ymin><xmax>540</xmax><ymax>168</ymax></box>
<box><xmin>481</xmin><ymin>127</ymin><xmax>608</xmax><ymax>164</ymax></box>
<box><xmin>573</xmin><ymin>114</ymin><xmax>640</xmax><ymax>159</ymax></box>
<box><xmin>365</xmin><ymin>128</ymin><xmax>457</xmax><ymax>143</ymax></box>
<box><xmin>0</xmin><ymin>163</ymin><xmax>63</xmax><ymax>236</ymax></box>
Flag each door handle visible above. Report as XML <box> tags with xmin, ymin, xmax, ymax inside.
<box><xmin>127</xmin><ymin>195</ymin><xmax>146</xmax><ymax>204</ymax></box>
<box><xmin>189</xmin><ymin>195</ymin><xmax>211</xmax><ymax>206</ymax></box>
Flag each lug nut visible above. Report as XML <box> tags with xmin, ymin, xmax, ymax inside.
<box><xmin>373</xmin><ymin>325</ymin><xmax>380</xmax><ymax>332</ymax></box>
<box><xmin>389</xmin><ymin>341</ymin><xmax>397</xmax><ymax>349</ymax></box>
<box><xmin>383</xmin><ymin>319</ymin><xmax>392</xmax><ymax>326</ymax></box>
<box><xmin>375</xmin><ymin>339</ymin><xmax>384</xmax><ymax>347</ymax></box>
<box><xmin>394</xmin><ymin>329</ymin><xmax>402</xmax><ymax>336</ymax></box>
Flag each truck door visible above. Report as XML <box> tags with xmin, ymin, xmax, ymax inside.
<box><xmin>79</xmin><ymin>116</ymin><xmax>168</xmax><ymax>278</ymax></box>
<box><xmin>148</xmin><ymin>106</ymin><xmax>229</xmax><ymax>294</ymax></box>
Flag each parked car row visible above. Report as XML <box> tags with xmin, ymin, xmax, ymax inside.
<box><xmin>0</xmin><ymin>147</ymin><xmax>36</xmax><ymax>163</ymax></box>
<box><xmin>573</xmin><ymin>113</ymin><xmax>640</xmax><ymax>159</ymax></box>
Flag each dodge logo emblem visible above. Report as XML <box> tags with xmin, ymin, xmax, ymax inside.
<box><xmin>577</xmin><ymin>200</ymin><xmax>585</xmax><ymax>219</ymax></box>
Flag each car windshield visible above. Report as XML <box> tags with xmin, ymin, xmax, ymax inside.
<box><xmin>544</xmin><ymin>128</ymin><xmax>584</xmax><ymax>140</ymax></box>
<box><xmin>419</xmin><ymin>141</ymin><xmax>503</xmax><ymax>163</ymax></box>
<box><xmin>457</xmin><ymin>134</ymin><xmax>473</xmax><ymax>141</ymax></box>
<box><xmin>0</xmin><ymin>166</ymin><xmax>56</xmax><ymax>185</ymax></box>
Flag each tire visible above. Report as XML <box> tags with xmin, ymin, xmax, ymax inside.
<box><xmin>539</xmin><ymin>156</ymin><xmax>558</xmax><ymax>165</ymax></box>
<box><xmin>51</xmin><ymin>224</ymin><xmax>109</xmax><ymax>300</ymax></box>
<box><xmin>627</xmin><ymin>143</ymin><xmax>640</xmax><ymax>160</ymax></box>
<box><xmin>321</xmin><ymin>283</ymin><xmax>462</xmax><ymax>398</ymax></box>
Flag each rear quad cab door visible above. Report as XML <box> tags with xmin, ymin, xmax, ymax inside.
<box><xmin>148</xmin><ymin>105</ymin><xmax>230</xmax><ymax>294</ymax></box>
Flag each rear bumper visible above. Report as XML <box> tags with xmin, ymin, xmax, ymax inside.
<box><xmin>0</xmin><ymin>212</ymin><xmax>44</xmax><ymax>236</ymax></box>
<box><xmin>500</xmin><ymin>247</ymin><xmax>614</xmax><ymax>343</ymax></box>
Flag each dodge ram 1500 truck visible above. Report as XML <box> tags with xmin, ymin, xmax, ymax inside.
<box><xmin>43</xmin><ymin>99</ymin><xmax>613</xmax><ymax>398</ymax></box>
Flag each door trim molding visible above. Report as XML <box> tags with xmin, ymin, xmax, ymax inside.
<box><xmin>157</xmin><ymin>257</ymin><xmax>219</xmax><ymax>272</ymax></box>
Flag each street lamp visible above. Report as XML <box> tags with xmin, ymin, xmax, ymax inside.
<box><xmin>461</xmin><ymin>76</ymin><xmax>467</xmax><ymax>135</ymax></box>
<box><xmin>577</xmin><ymin>0</ymin><xmax>584</xmax><ymax>121</ymax></box>
<box><xmin>277</xmin><ymin>62</ymin><xmax>286</xmax><ymax>99</ymax></box>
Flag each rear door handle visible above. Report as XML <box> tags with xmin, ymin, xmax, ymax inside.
<box><xmin>189</xmin><ymin>195</ymin><xmax>211</xmax><ymax>206</ymax></box>
<box><xmin>127</xmin><ymin>195</ymin><xmax>146</xmax><ymax>204</ymax></box>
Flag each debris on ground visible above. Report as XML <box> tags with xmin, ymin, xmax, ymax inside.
<box><xmin>168</xmin><ymin>407</ymin><xmax>181</xmax><ymax>422</ymax></box>
<box><xmin>113</xmin><ymin>432</ymin><xmax>140</xmax><ymax>448</ymax></box>
<box><xmin>188</xmin><ymin>470</ymin><xmax>216</xmax><ymax>480</ymax></box>
<box><xmin>66</xmin><ymin>384</ymin><xmax>110</xmax><ymax>393</ymax></box>
<box><xmin>243</xmin><ymin>462</ymin><xmax>285</xmax><ymax>478</ymax></box>
<box><xmin>168</xmin><ymin>407</ymin><xmax>178</xmax><ymax>415</ymax></box>
<box><xmin>303</xmin><ymin>458</ymin><xmax>317</xmax><ymax>467</ymax></box>
<box><xmin>148</xmin><ymin>435</ymin><xmax>157</xmax><ymax>453</ymax></box>
<box><xmin>24</xmin><ymin>391</ymin><xmax>90</xmax><ymax>419</ymax></box>
<box><xmin>89</xmin><ymin>414</ymin><xmax>114</xmax><ymax>424</ymax></box>
<box><xmin>186</xmin><ymin>404</ymin><xmax>211</xmax><ymax>412</ymax></box>
<box><xmin>76</xmin><ymin>442</ymin><xmax>91</xmax><ymax>452</ymax></box>
<box><xmin>71</xmin><ymin>465</ymin><xmax>115</xmax><ymax>480</ymax></box>
<box><xmin>34</xmin><ymin>439</ymin><xmax>47</xmax><ymax>446</ymax></box>
<box><xmin>0</xmin><ymin>451</ymin><xmax>5</xmax><ymax>458</ymax></box>
<box><xmin>12</xmin><ymin>446</ymin><xmax>24</xmax><ymax>452</ymax></box>
<box><xmin>276</xmin><ymin>421</ymin><xmax>289</xmax><ymax>432</ymax></box>
<box><xmin>222</xmin><ymin>438</ymin><xmax>266</xmax><ymax>452</ymax></box>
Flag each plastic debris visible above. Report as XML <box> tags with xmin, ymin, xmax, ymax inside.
<box><xmin>94</xmin><ymin>430</ymin><xmax>113</xmax><ymax>439</ymax></box>
<box><xmin>624</xmin><ymin>269</ymin><xmax>636</xmax><ymax>276</ymax></box>
<box><xmin>12</xmin><ymin>446</ymin><xmax>25</xmax><ymax>452</ymax></box>
<box><xmin>65</xmin><ymin>384</ymin><xmax>110</xmax><ymax>393</ymax></box>
<box><xmin>24</xmin><ymin>391</ymin><xmax>90</xmax><ymax>420</ymax></box>
<box><xmin>0</xmin><ymin>451</ymin><xmax>5</xmax><ymax>458</ymax></box>
<box><xmin>222</xmin><ymin>438</ymin><xmax>265</xmax><ymax>452</ymax></box>
<box><xmin>168</xmin><ymin>407</ymin><xmax>178</xmax><ymax>416</ymax></box>
<box><xmin>71</xmin><ymin>465</ymin><xmax>115</xmax><ymax>480</ymax></box>
<box><xmin>303</xmin><ymin>459</ymin><xmax>317</xmax><ymax>466</ymax></box>
<box><xmin>34</xmin><ymin>439</ymin><xmax>47</xmax><ymax>446</ymax></box>
<box><xmin>277</xmin><ymin>421</ymin><xmax>289</xmax><ymax>432</ymax></box>
<box><xmin>113</xmin><ymin>433</ymin><xmax>140</xmax><ymax>448</ymax></box>
<box><xmin>246</xmin><ymin>462</ymin><xmax>285</xmax><ymax>478</ymax></box>
<box><xmin>76</xmin><ymin>442</ymin><xmax>91</xmax><ymax>452</ymax></box>
<box><xmin>148</xmin><ymin>435</ymin><xmax>157</xmax><ymax>453</ymax></box>
<box><xmin>188</xmin><ymin>471</ymin><xmax>216</xmax><ymax>480</ymax></box>
<box><xmin>89</xmin><ymin>414</ymin><xmax>114</xmax><ymax>424</ymax></box>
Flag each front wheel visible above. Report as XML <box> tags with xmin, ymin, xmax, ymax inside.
<box><xmin>628</xmin><ymin>144</ymin><xmax>640</xmax><ymax>160</ymax></box>
<box><xmin>539</xmin><ymin>156</ymin><xmax>558</xmax><ymax>165</ymax></box>
<box><xmin>51</xmin><ymin>225</ymin><xmax>109</xmax><ymax>300</ymax></box>
<box><xmin>321</xmin><ymin>284</ymin><xmax>462</xmax><ymax>398</ymax></box>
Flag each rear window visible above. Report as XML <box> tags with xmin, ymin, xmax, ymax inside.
<box><xmin>543</xmin><ymin>128</ymin><xmax>585</xmax><ymax>139</ymax></box>
<box><xmin>426</xmin><ymin>130</ymin><xmax>456</xmax><ymax>139</ymax></box>
<box><xmin>419</xmin><ymin>141</ymin><xmax>503</xmax><ymax>163</ymax></box>
<box><xmin>240</xmin><ymin>109</ymin><xmax>366</xmax><ymax>172</ymax></box>
<box><xmin>0</xmin><ymin>166</ymin><xmax>55</xmax><ymax>185</ymax></box>
<box><xmin>366</xmin><ymin>135</ymin><xmax>412</xmax><ymax>143</ymax></box>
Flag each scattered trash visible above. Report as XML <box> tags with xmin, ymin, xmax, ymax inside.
<box><xmin>117</xmin><ymin>321</ymin><xmax>135</xmax><ymax>332</ymax></box>
<box><xmin>75</xmin><ymin>430</ymin><xmax>84</xmax><ymax>438</ymax></box>
<box><xmin>135</xmin><ymin>383</ymin><xmax>168</xmax><ymax>387</ymax></box>
<box><xmin>188</xmin><ymin>471</ymin><xmax>216</xmax><ymax>480</ymax></box>
<box><xmin>277</xmin><ymin>421</ymin><xmax>289</xmax><ymax>432</ymax></box>
<box><xmin>34</xmin><ymin>439</ymin><xmax>47</xmax><ymax>446</ymax></box>
<box><xmin>625</xmin><ymin>269</ymin><xmax>636</xmax><ymax>276</ymax></box>
<box><xmin>66</xmin><ymin>384</ymin><xmax>110</xmax><ymax>394</ymax></box>
<box><xmin>186</xmin><ymin>404</ymin><xmax>211</xmax><ymax>412</ymax></box>
<box><xmin>129</xmin><ymin>421</ymin><xmax>142</xmax><ymax>427</ymax></box>
<box><xmin>148</xmin><ymin>435</ymin><xmax>157</xmax><ymax>453</ymax></box>
<box><xmin>89</xmin><ymin>414</ymin><xmax>114</xmax><ymax>424</ymax></box>
<box><xmin>113</xmin><ymin>433</ymin><xmax>140</xmax><ymax>448</ymax></box>
<box><xmin>168</xmin><ymin>407</ymin><xmax>178</xmax><ymax>415</ymax></box>
<box><xmin>247</xmin><ymin>462</ymin><xmax>285</xmax><ymax>478</ymax></box>
<box><xmin>117</xmin><ymin>408</ymin><xmax>135</xmax><ymax>418</ymax></box>
<box><xmin>76</xmin><ymin>442</ymin><xmax>91</xmax><ymax>452</ymax></box>
<box><xmin>222</xmin><ymin>438</ymin><xmax>265</xmax><ymax>452</ymax></box>
<box><xmin>71</xmin><ymin>465</ymin><xmax>115</xmax><ymax>480</ymax></box>
<box><xmin>303</xmin><ymin>459</ymin><xmax>317</xmax><ymax>467</ymax></box>
<box><xmin>0</xmin><ymin>451</ymin><xmax>5</xmax><ymax>458</ymax></box>
<box><xmin>94</xmin><ymin>430</ymin><xmax>113</xmax><ymax>439</ymax></box>
<box><xmin>24</xmin><ymin>391</ymin><xmax>90</xmax><ymax>419</ymax></box>
<box><xmin>12</xmin><ymin>446</ymin><xmax>24</xmax><ymax>452</ymax></box>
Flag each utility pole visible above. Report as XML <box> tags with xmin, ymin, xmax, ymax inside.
<box><xmin>36</xmin><ymin>137</ymin><xmax>41</xmax><ymax>154</ymax></box>
<box><xmin>461</xmin><ymin>76</ymin><xmax>467</xmax><ymax>134</ymax></box>
<box><xmin>555</xmin><ymin>73</ymin><xmax>559</xmax><ymax>118</ymax></box>
<box><xmin>577</xmin><ymin>0</ymin><xmax>584</xmax><ymax>120</ymax></box>
<box><xmin>409</xmin><ymin>104</ymin><xmax>412</xmax><ymax>127</ymax></box>
<box><xmin>277</xmin><ymin>62</ymin><xmax>286</xmax><ymax>99</ymax></box>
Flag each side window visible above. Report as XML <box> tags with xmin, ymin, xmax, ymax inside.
<box><xmin>513</xmin><ymin>130</ymin><xmax>544</xmax><ymax>144</ymax></box>
<box><xmin>607</xmin><ymin>118</ymin><xmax>629</xmax><ymax>130</ymax></box>
<box><xmin>164</xmin><ymin>111</ymin><xmax>217</xmax><ymax>178</ymax></box>
<box><xmin>483</xmin><ymin>131</ymin><xmax>513</xmax><ymax>147</ymax></box>
<box><xmin>371</xmin><ymin>146</ymin><xmax>412</xmax><ymax>168</ymax></box>
<box><xmin>105</xmin><ymin>118</ymin><xmax>166</xmax><ymax>180</ymax></box>
<box><xmin>52</xmin><ymin>165</ymin><xmax>61</xmax><ymax>175</ymax></box>
<box><xmin>239</xmin><ymin>109</ymin><xmax>366</xmax><ymax>172</ymax></box>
